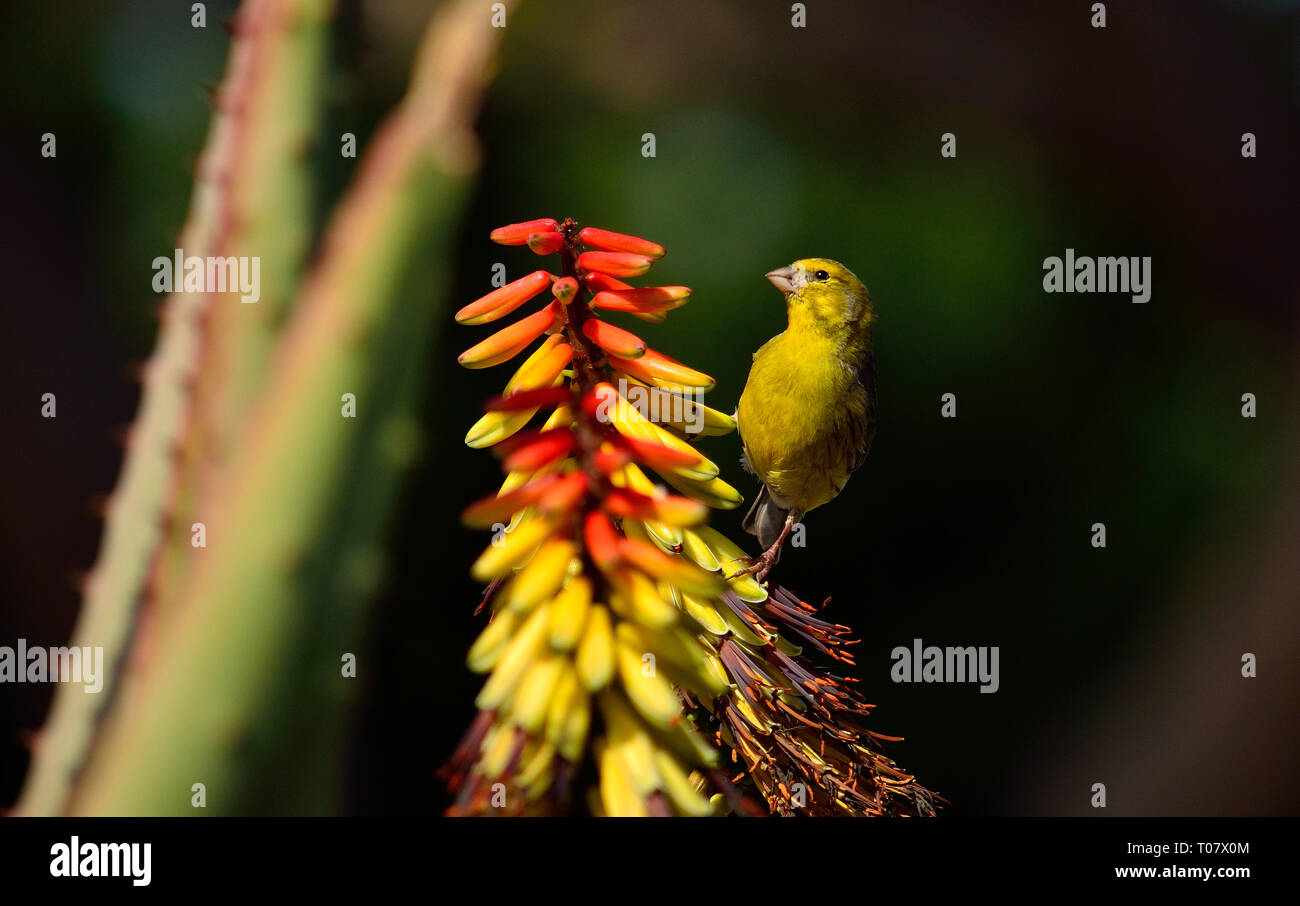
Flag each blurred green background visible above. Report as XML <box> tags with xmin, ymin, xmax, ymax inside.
<box><xmin>1</xmin><ymin>0</ymin><xmax>1297</xmax><ymax>815</ymax></box>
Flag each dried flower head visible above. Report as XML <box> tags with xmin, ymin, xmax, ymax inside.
<box><xmin>443</xmin><ymin>218</ymin><xmax>940</xmax><ymax>817</ymax></box>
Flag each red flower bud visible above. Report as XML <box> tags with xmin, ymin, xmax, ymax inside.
<box><xmin>608</xmin><ymin>347</ymin><xmax>715</xmax><ymax>390</ymax></box>
<box><xmin>617</xmin><ymin>538</ymin><xmax>718</xmax><ymax>594</ymax></box>
<box><xmin>460</xmin><ymin>474</ymin><xmax>560</xmax><ymax>528</ymax></box>
<box><xmin>614</xmin><ymin>433</ymin><xmax>701</xmax><ymax>472</ymax></box>
<box><xmin>527</xmin><ymin>231</ymin><xmax>565</xmax><ymax>255</ymax></box>
<box><xmin>455</xmin><ymin>270</ymin><xmax>553</xmax><ymax>325</ymax></box>
<box><xmin>592</xmin><ymin>446</ymin><xmax>631</xmax><ymax>474</ymax></box>
<box><xmin>591</xmin><ymin>286</ymin><xmax>691</xmax><ymax>314</ymax></box>
<box><xmin>584</xmin><ymin>510</ymin><xmax>622</xmax><ymax>571</ymax></box>
<box><xmin>582</xmin><ymin>318</ymin><xmax>647</xmax><ymax>359</ymax></box>
<box><xmin>458</xmin><ymin>301</ymin><xmax>560</xmax><ymax>369</ymax></box>
<box><xmin>584</xmin><ymin>273</ymin><xmax>632</xmax><ymax>293</ymax></box>
<box><xmin>489</xmin><ymin>217</ymin><xmax>559</xmax><ymax>246</ymax></box>
<box><xmin>579</xmin><ymin>227</ymin><xmax>665</xmax><ymax>260</ymax></box>
<box><xmin>500</xmin><ymin>428</ymin><xmax>577</xmax><ymax>473</ymax></box>
<box><xmin>537</xmin><ymin>471</ymin><xmax>589</xmax><ymax>515</ymax></box>
<box><xmin>604</xmin><ymin>488</ymin><xmax>706</xmax><ymax>527</ymax></box>
<box><xmin>577</xmin><ymin>251</ymin><xmax>653</xmax><ymax>278</ymax></box>
<box><xmin>484</xmin><ymin>385</ymin><xmax>571</xmax><ymax>412</ymax></box>
<box><xmin>551</xmin><ymin>276</ymin><xmax>579</xmax><ymax>304</ymax></box>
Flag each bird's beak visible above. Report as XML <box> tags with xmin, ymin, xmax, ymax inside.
<box><xmin>766</xmin><ymin>266</ymin><xmax>797</xmax><ymax>294</ymax></box>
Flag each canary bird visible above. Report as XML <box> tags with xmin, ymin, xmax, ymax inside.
<box><xmin>734</xmin><ymin>258</ymin><xmax>876</xmax><ymax>581</ymax></box>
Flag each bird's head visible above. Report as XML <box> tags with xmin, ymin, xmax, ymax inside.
<box><xmin>766</xmin><ymin>257</ymin><xmax>873</xmax><ymax>340</ymax></box>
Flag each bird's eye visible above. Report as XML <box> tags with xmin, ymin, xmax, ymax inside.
<box><xmin>814</xmin><ymin>269</ymin><xmax>829</xmax><ymax>281</ymax></box>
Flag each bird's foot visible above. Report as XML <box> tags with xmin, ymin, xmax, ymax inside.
<box><xmin>725</xmin><ymin>549</ymin><xmax>779</xmax><ymax>584</ymax></box>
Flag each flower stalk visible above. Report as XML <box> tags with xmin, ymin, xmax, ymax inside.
<box><xmin>445</xmin><ymin>218</ymin><xmax>939</xmax><ymax>817</ymax></box>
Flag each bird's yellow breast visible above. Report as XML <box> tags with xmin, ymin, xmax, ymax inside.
<box><xmin>737</xmin><ymin>329</ymin><xmax>870</xmax><ymax>513</ymax></box>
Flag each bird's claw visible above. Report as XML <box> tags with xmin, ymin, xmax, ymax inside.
<box><xmin>725</xmin><ymin>554</ymin><xmax>775</xmax><ymax>584</ymax></box>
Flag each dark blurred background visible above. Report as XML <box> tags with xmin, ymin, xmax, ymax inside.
<box><xmin>2</xmin><ymin>0</ymin><xmax>1297</xmax><ymax>815</ymax></box>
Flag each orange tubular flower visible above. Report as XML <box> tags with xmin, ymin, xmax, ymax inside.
<box><xmin>455</xmin><ymin>270</ymin><xmax>553</xmax><ymax>325</ymax></box>
<box><xmin>443</xmin><ymin>217</ymin><xmax>940</xmax><ymax>817</ymax></box>
<box><xmin>581</xmin><ymin>318</ymin><xmax>647</xmax><ymax>359</ymax></box>
<box><xmin>576</xmin><ymin>250</ymin><xmax>654</xmax><ymax>278</ymax></box>
<box><xmin>456</xmin><ymin>302</ymin><xmax>561</xmax><ymax>369</ymax></box>
<box><xmin>490</xmin><ymin>217</ymin><xmax>559</xmax><ymax>245</ymax></box>
<box><xmin>591</xmin><ymin>286</ymin><xmax>691</xmax><ymax>314</ymax></box>
<box><xmin>578</xmin><ymin>226</ymin><xmax>666</xmax><ymax>259</ymax></box>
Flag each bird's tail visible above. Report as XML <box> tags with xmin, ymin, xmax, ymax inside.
<box><xmin>742</xmin><ymin>485</ymin><xmax>788</xmax><ymax>555</ymax></box>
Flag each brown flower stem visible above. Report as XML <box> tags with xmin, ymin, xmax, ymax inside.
<box><xmin>551</xmin><ymin>218</ymin><xmax>636</xmax><ymax>630</ymax></box>
<box><xmin>556</xmin><ymin>217</ymin><xmax>603</xmax><ymax>389</ymax></box>
<box><xmin>554</xmin><ymin>217</ymin><xmax>616</xmax><ymax>494</ymax></box>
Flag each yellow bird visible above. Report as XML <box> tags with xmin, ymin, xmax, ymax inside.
<box><xmin>734</xmin><ymin>258</ymin><xmax>876</xmax><ymax>581</ymax></box>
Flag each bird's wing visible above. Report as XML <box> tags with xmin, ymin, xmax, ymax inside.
<box><xmin>851</xmin><ymin>349</ymin><xmax>877</xmax><ymax>473</ymax></box>
<box><xmin>736</xmin><ymin>331</ymin><xmax>784</xmax><ymax>469</ymax></box>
